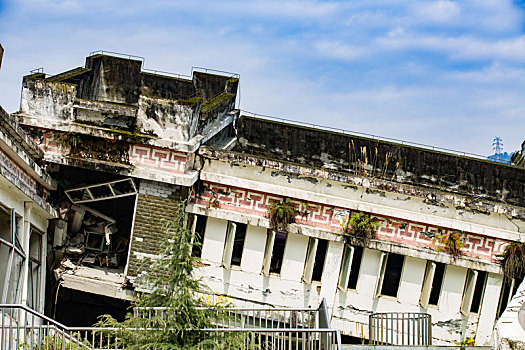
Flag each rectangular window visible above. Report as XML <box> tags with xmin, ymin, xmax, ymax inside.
<box><xmin>0</xmin><ymin>206</ymin><xmax>25</xmax><ymax>304</ymax></box>
<box><xmin>461</xmin><ymin>269</ymin><xmax>487</xmax><ymax>315</ymax></box>
<box><xmin>338</xmin><ymin>246</ymin><xmax>364</xmax><ymax>291</ymax></box>
<box><xmin>311</xmin><ymin>239</ymin><xmax>328</xmax><ymax>282</ymax></box>
<box><xmin>230</xmin><ymin>223</ymin><xmax>247</xmax><ymax>266</ymax></box>
<box><xmin>269</xmin><ymin>232</ymin><xmax>287</xmax><ymax>274</ymax></box>
<box><xmin>429</xmin><ymin>262</ymin><xmax>446</xmax><ymax>306</ymax></box>
<box><xmin>262</xmin><ymin>230</ymin><xmax>288</xmax><ymax>276</ymax></box>
<box><xmin>380</xmin><ymin>253</ymin><xmax>404</xmax><ymax>297</ymax></box>
<box><xmin>191</xmin><ymin>215</ymin><xmax>207</xmax><ymax>258</ymax></box>
<box><xmin>420</xmin><ymin>261</ymin><xmax>446</xmax><ymax>307</ymax></box>
<box><xmin>222</xmin><ymin>222</ymin><xmax>247</xmax><ymax>268</ymax></box>
<box><xmin>470</xmin><ymin>270</ymin><xmax>487</xmax><ymax>313</ymax></box>
<box><xmin>497</xmin><ymin>277</ymin><xmax>523</xmax><ymax>318</ymax></box>
<box><xmin>28</xmin><ymin>229</ymin><xmax>43</xmax><ymax>311</ymax></box>
<box><xmin>347</xmin><ymin>246</ymin><xmax>364</xmax><ymax>290</ymax></box>
<box><xmin>303</xmin><ymin>238</ymin><xmax>318</xmax><ymax>284</ymax></box>
<box><xmin>461</xmin><ymin>269</ymin><xmax>477</xmax><ymax>315</ymax></box>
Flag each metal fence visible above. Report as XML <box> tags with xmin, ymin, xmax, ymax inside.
<box><xmin>369</xmin><ymin>312</ymin><xmax>432</xmax><ymax>346</ymax></box>
<box><xmin>133</xmin><ymin>306</ymin><xmax>319</xmax><ymax>329</ymax></box>
<box><xmin>1</xmin><ymin>302</ymin><xmax>341</xmax><ymax>350</ymax></box>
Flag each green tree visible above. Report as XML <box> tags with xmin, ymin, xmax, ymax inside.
<box><xmin>97</xmin><ymin>202</ymin><xmax>243</xmax><ymax>349</ymax></box>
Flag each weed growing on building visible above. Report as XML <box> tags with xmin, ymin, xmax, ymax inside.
<box><xmin>499</xmin><ymin>242</ymin><xmax>525</xmax><ymax>283</ymax></box>
<box><xmin>341</xmin><ymin>211</ymin><xmax>379</xmax><ymax>246</ymax></box>
<box><xmin>267</xmin><ymin>198</ymin><xmax>298</xmax><ymax>232</ymax></box>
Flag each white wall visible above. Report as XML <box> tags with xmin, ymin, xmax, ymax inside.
<box><xmin>475</xmin><ymin>273</ymin><xmax>503</xmax><ymax>345</ymax></box>
<box><xmin>197</xmin><ymin>216</ymin><xmax>504</xmax><ymax>345</ymax></box>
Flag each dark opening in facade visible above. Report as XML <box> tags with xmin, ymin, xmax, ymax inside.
<box><xmin>428</xmin><ymin>262</ymin><xmax>446</xmax><ymax>306</ymax></box>
<box><xmin>230</xmin><ymin>223</ymin><xmax>247</xmax><ymax>266</ymax></box>
<box><xmin>470</xmin><ymin>270</ymin><xmax>487</xmax><ymax>313</ymax></box>
<box><xmin>312</xmin><ymin>239</ymin><xmax>328</xmax><ymax>282</ymax></box>
<box><xmin>269</xmin><ymin>232</ymin><xmax>287</xmax><ymax>274</ymax></box>
<box><xmin>347</xmin><ymin>246</ymin><xmax>364</xmax><ymax>290</ymax></box>
<box><xmin>191</xmin><ymin>215</ymin><xmax>207</xmax><ymax>258</ymax></box>
<box><xmin>381</xmin><ymin>253</ymin><xmax>404</xmax><ymax>297</ymax></box>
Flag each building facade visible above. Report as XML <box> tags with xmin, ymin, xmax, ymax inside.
<box><xmin>0</xmin><ymin>105</ymin><xmax>56</xmax><ymax>314</ymax></box>
<box><xmin>11</xmin><ymin>53</ymin><xmax>525</xmax><ymax>345</ymax></box>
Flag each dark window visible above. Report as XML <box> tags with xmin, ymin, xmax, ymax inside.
<box><xmin>230</xmin><ymin>223</ymin><xmax>247</xmax><ymax>266</ymax></box>
<box><xmin>470</xmin><ymin>271</ymin><xmax>487</xmax><ymax>313</ymax></box>
<box><xmin>381</xmin><ymin>253</ymin><xmax>404</xmax><ymax>297</ymax></box>
<box><xmin>347</xmin><ymin>246</ymin><xmax>364</xmax><ymax>290</ymax></box>
<box><xmin>312</xmin><ymin>239</ymin><xmax>328</xmax><ymax>282</ymax></box>
<box><xmin>428</xmin><ymin>262</ymin><xmax>446</xmax><ymax>306</ymax></box>
<box><xmin>269</xmin><ymin>232</ymin><xmax>287</xmax><ymax>274</ymax></box>
<box><xmin>498</xmin><ymin>277</ymin><xmax>524</xmax><ymax>318</ymax></box>
<box><xmin>191</xmin><ymin>215</ymin><xmax>207</xmax><ymax>258</ymax></box>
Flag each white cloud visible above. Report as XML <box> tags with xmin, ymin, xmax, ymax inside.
<box><xmin>414</xmin><ymin>0</ymin><xmax>461</xmax><ymax>23</ymax></box>
<box><xmin>313</xmin><ymin>40</ymin><xmax>366</xmax><ymax>61</ymax></box>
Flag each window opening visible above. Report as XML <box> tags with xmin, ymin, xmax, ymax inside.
<box><xmin>28</xmin><ymin>229</ymin><xmax>42</xmax><ymax>310</ymax></box>
<box><xmin>428</xmin><ymin>262</ymin><xmax>446</xmax><ymax>306</ymax></box>
<box><xmin>470</xmin><ymin>270</ymin><xmax>487</xmax><ymax>313</ymax></box>
<box><xmin>347</xmin><ymin>246</ymin><xmax>363</xmax><ymax>290</ymax></box>
<box><xmin>269</xmin><ymin>232</ymin><xmax>287</xmax><ymax>274</ymax></box>
<box><xmin>497</xmin><ymin>277</ymin><xmax>523</xmax><ymax>318</ymax></box>
<box><xmin>303</xmin><ymin>238</ymin><xmax>318</xmax><ymax>284</ymax></box>
<box><xmin>230</xmin><ymin>223</ymin><xmax>247</xmax><ymax>267</ymax></box>
<box><xmin>0</xmin><ymin>207</ymin><xmax>11</xmax><ymax>243</ymax></box>
<box><xmin>311</xmin><ymin>239</ymin><xmax>328</xmax><ymax>282</ymax></box>
<box><xmin>191</xmin><ymin>215</ymin><xmax>207</xmax><ymax>258</ymax></box>
<box><xmin>380</xmin><ymin>253</ymin><xmax>404</xmax><ymax>297</ymax></box>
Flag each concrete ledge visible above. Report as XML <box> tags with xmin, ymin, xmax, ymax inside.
<box><xmin>342</xmin><ymin>346</ymin><xmax>491</xmax><ymax>350</ymax></box>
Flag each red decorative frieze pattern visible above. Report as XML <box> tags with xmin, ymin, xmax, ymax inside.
<box><xmin>129</xmin><ymin>145</ymin><xmax>187</xmax><ymax>174</ymax></box>
<box><xmin>0</xmin><ymin>148</ymin><xmax>38</xmax><ymax>193</ymax></box>
<box><xmin>38</xmin><ymin>131</ymin><xmax>187</xmax><ymax>174</ymax></box>
<box><xmin>191</xmin><ymin>181</ymin><xmax>509</xmax><ymax>263</ymax></box>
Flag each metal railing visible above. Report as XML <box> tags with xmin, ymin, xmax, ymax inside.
<box><xmin>369</xmin><ymin>312</ymin><xmax>431</xmax><ymax>346</ymax></box>
<box><xmin>134</xmin><ymin>305</ymin><xmax>319</xmax><ymax>329</ymax></box>
<box><xmin>1</xmin><ymin>301</ymin><xmax>342</xmax><ymax>350</ymax></box>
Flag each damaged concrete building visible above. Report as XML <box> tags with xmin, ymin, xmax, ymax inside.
<box><xmin>0</xmin><ymin>104</ymin><xmax>55</xmax><ymax>315</ymax></box>
<box><xmin>8</xmin><ymin>52</ymin><xmax>525</xmax><ymax>346</ymax></box>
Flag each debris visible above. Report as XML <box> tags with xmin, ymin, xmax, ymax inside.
<box><xmin>50</xmin><ymin>219</ymin><xmax>68</xmax><ymax>247</ymax></box>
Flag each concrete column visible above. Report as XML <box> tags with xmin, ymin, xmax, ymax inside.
<box><xmin>398</xmin><ymin>256</ymin><xmax>427</xmax><ymax>306</ymax></box>
<box><xmin>280</xmin><ymin>233</ymin><xmax>308</xmax><ymax>282</ymax></box>
<box><xmin>240</xmin><ymin>225</ymin><xmax>267</xmax><ymax>274</ymax></box>
<box><xmin>201</xmin><ymin>217</ymin><xmax>227</xmax><ymax>264</ymax></box>
<box><xmin>320</xmin><ymin>240</ymin><xmax>344</xmax><ymax>309</ymax></box>
<box><xmin>475</xmin><ymin>272</ymin><xmax>503</xmax><ymax>345</ymax></box>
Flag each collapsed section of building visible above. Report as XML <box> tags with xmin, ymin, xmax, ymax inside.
<box><xmin>6</xmin><ymin>52</ymin><xmax>525</xmax><ymax>347</ymax></box>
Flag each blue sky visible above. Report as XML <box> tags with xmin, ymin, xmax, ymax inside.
<box><xmin>0</xmin><ymin>0</ymin><xmax>524</xmax><ymax>155</ymax></box>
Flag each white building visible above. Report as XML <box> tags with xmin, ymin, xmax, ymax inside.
<box><xmin>10</xmin><ymin>52</ymin><xmax>525</xmax><ymax>346</ymax></box>
<box><xmin>0</xmin><ymin>105</ymin><xmax>56</xmax><ymax>313</ymax></box>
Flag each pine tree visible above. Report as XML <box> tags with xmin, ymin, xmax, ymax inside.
<box><xmin>97</xmin><ymin>202</ymin><xmax>244</xmax><ymax>349</ymax></box>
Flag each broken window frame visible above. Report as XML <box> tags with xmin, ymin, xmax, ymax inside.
<box><xmin>420</xmin><ymin>261</ymin><xmax>446</xmax><ymax>308</ymax></box>
<box><xmin>461</xmin><ymin>269</ymin><xmax>479</xmax><ymax>315</ymax></box>
<box><xmin>0</xmin><ymin>205</ymin><xmax>26</xmax><ymax>304</ymax></box>
<box><xmin>65</xmin><ymin>178</ymin><xmax>137</xmax><ymax>204</ymax></box>
<box><xmin>303</xmin><ymin>238</ymin><xmax>318</xmax><ymax>284</ymax></box>
<box><xmin>27</xmin><ymin>227</ymin><xmax>43</xmax><ymax>311</ymax></box>
<box><xmin>376</xmin><ymin>252</ymin><xmax>405</xmax><ymax>298</ymax></box>
<box><xmin>497</xmin><ymin>277</ymin><xmax>522</xmax><ymax>318</ymax></box>
<box><xmin>190</xmin><ymin>214</ymin><xmax>207</xmax><ymax>258</ymax></box>
<box><xmin>262</xmin><ymin>230</ymin><xmax>287</xmax><ymax>276</ymax></box>
<box><xmin>222</xmin><ymin>222</ymin><xmax>237</xmax><ymax>269</ymax></box>
<box><xmin>339</xmin><ymin>245</ymin><xmax>364</xmax><ymax>291</ymax></box>
<box><xmin>311</xmin><ymin>239</ymin><xmax>328</xmax><ymax>283</ymax></box>
<box><xmin>303</xmin><ymin>238</ymin><xmax>329</xmax><ymax>284</ymax></box>
<box><xmin>469</xmin><ymin>270</ymin><xmax>487</xmax><ymax>314</ymax></box>
<box><xmin>338</xmin><ymin>245</ymin><xmax>355</xmax><ymax>291</ymax></box>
